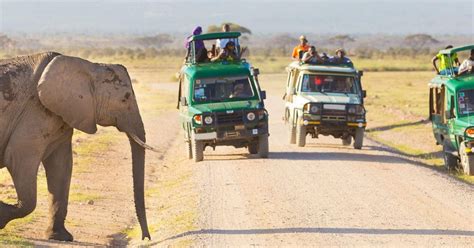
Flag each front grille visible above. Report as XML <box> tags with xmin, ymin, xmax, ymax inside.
<box><xmin>320</xmin><ymin>105</ymin><xmax>347</xmax><ymax>121</ymax></box>
<box><xmin>322</xmin><ymin>116</ymin><xmax>346</xmax><ymax>121</ymax></box>
<box><xmin>216</xmin><ymin>111</ymin><xmax>244</xmax><ymax>125</ymax></box>
<box><xmin>322</xmin><ymin>109</ymin><xmax>346</xmax><ymax>115</ymax></box>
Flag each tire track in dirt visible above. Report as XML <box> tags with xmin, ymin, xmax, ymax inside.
<box><xmin>180</xmin><ymin>90</ymin><xmax>474</xmax><ymax>246</ymax></box>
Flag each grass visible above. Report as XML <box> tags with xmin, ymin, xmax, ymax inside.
<box><xmin>251</xmin><ymin>56</ymin><xmax>433</xmax><ymax>74</ymax></box>
<box><xmin>85</xmin><ymin>54</ymin><xmax>435</xmax><ymax>83</ymax></box>
<box><xmin>0</xmin><ymin>170</ymin><xmax>48</xmax><ymax>246</ymax></box>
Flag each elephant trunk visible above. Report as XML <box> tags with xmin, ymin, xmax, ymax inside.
<box><xmin>119</xmin><ymin>113</ymin><xmax>151</xmax><ymax>240</ymax></box>
<box><xmin>128</xmin><ymin>132</ymin><xmax>151</xmax><ymax>240</ymax></box>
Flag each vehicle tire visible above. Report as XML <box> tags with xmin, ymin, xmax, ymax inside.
<box><xmin>459</xmin><ymin>142</ymin><xmax>474</xmax><ymax>175</ymax></box>
<box><xmin>192</xmin><ymin>139</ymin><xmax>204</xmax><ymax>162</ymax></box>
<box><xmin>288</xmin><ymin>124</ymin><xmax>296</xmax><ymax>144</ymax></box>
<box><xmin>248</xmin><ymin>143</ymin><xmax>258</xmax><ymax>154</ymax></box>
<box><xmin>186</xmin><ymin>140</ymin><xmax>193</xmax><ymax>159</ymax></box>
<box><xmin>442</xmin><ymin>140</ymin><xmax>457</xmax><ymax>171</ymax></box>
<box><xmin>353</xmin><ymin>128</ymin><xmax>364</xmax><ymax>149</ymax></box>
<box><xmin>342</xmin><ymin>136</ymin><xmax>352</xmax><ymax>146</ymax></box>
<box><xmin>258</xmin><ymin>135</ymin><xmax>269</xmax><ymax>158</ymax></box>
<box><xmin>296</xmin><ymin>125</ymin><xmax>306</xmax><ymax>147</ymax></box>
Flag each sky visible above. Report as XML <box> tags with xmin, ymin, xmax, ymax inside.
<box><xmin>0</xmin><ymin>0</ymin><xmax>473</xmax><ymax>35</ymax></box>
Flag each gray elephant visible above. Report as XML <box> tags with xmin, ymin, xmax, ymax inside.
<box><xmin>0</xmin><ymin>52</ymin><xmax>151</xmax><ymax>241</ymax></box>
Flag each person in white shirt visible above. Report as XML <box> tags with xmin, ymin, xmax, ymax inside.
<box><xmin>216</xmin><ymin>24</ymin><xmax>240</xmax><ymax>49</ymax></box>
<box><xmin>458</xmin><ymin>49</ymin><xmax>474</xmax><ymax>76</ymax></box>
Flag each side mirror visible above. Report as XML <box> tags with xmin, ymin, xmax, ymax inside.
<box><xmin>358</xmin><ymin>70</ymin><xmax>364</xmax><ymax>77</ymax></box>
<box><xmin>362</xmin><ymin>90</ymin><xmax>367</xmax><ymax>98</ymax></box>
<box><xmin>251</xmin><ymin>67</ymin><xmax>260</xmax><ymax>76</ymax></box>
<box><xmin>260</xmin><ymin>90</ymin><xmax>267</xmax><ymax>100</ymax></box>
<box><xmin>180</xmin><ymin>97</ymin><xmax>187</xmax><ymax>106</ymax></box>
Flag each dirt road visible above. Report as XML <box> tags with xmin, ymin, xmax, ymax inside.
<box><xmin>156</xmin><ymin>83</ymin><xmax>474</xmax><ymax>246</ymax></box>
<box><xmin>1</xmin><ymin>80</ymin><xmax>473</xmax><ymax>247</ymax></box>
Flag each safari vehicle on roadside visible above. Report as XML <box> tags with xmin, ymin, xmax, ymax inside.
<box><xmin>284</xmin><ymin>61</ymin><xmax>366</xmax><ymax>149</ymax></box>
<box><xmin>177</xmin><ymin>32</ymin><xmax>269</xmax><ymax>162</ymax></box>
<box><xmin>429</xmin><ymin>45</ymin><xmax>474</xmax><ymax>175</ymax></box>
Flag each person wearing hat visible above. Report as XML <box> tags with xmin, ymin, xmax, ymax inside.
<box><xmin>292</xmin><ymin>35</ymin><xmax>311</xmax><ymax>60</ymax></box>
<box><xmin>330</xmin><ymin>48</ymin><xmax>353</xmax><ymax>67</ymax></box>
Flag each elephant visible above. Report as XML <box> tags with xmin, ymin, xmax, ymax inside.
<box><xmin>0</xmin><ymin>52</ymin><xmax>151</xmax><ymax>241</ymax></box>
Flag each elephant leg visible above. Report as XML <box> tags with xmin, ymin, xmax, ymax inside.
<box><xmin>42</xmin><ymin>137</ymin><xmax>74</xmax><ymax>242</ymax></box>
<box><xmin>0</xmin><ymin>156</ymin><xmax>40</xmax><ymax>229</ymax></box>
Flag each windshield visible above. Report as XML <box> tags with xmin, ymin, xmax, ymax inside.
<box><xmin>300</xmin><ymin>74</ymin><xmax>358</xmax><ymax>94</ymax></box>
<box><xmin>457</xmin><ymin>89</ymin><xmax>474</xmax><ymax>115</ymax></box>
<box><xmin>193</xmin><ymin>76</ymin><xmax>255</xmax><ymax>102</ymax></box>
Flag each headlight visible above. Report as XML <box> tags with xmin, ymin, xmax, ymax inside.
<box><xmin>257</xmin><ymin>109</ymin><xmax>265</xmax><ymax>120</ymax></box>
<box><xmin>204</xmin><ymin>116</ymin><xmax>213</xmax><ymax>125</ymax></box>
<box><xmin>465</xmin><ymin>127</ymin><xmax>474</xmax><ymax>138</ymax></box>
<box><xmin>310</xmin><ymin>105</ymin><xmax>319</xmax><ymax>114</ymax></box>
<box><xmin>348</xmin><ymin>105</ymin><xmax>365</xmax><ymax>115</ymax></box>
<box><xmin>305</xmin><ymin>103</ymin><xmax>321</xmax><ymax>114</ymax></box>
<box><xmin>348</xmin><ymin>106</ymin><xmax>356</xmax><ymax>114</ymax></box>
<box><xmin>247</xmin><ymin>112</ymin><xmax>256</xmax><ymax>121</ymax></box>
<box><xmin>356</xmin><ymin>105</ymin><xmax>366</xmax><ymax>115</ymax></box>
<box><xmin>193</xmin><ymin>114</ymin><xmax>202</xmax><ymax>124</ymax></box>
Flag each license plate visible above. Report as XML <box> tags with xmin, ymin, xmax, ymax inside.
<box><xmin>226</xmin><ymin>131</ymin><xmax>239</xmax><ymax>137</ymax></box>
<box><xmin>324</xmin><ymin>104</ymin><xmax>345</xmax><ymax>110</ymax></box>
<box><xmin>235</xmin><ymin>125</ymin><xmax>245</xmax><ymax>130</ymax></box>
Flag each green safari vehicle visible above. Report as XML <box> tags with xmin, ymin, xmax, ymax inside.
<box><xmin>177</xmin><ymin>32</ymin><xmax>269</xmax><ymax>162</ymax></box>
<box><xmin>429</xmin><ymin>44</ymin><xmax>474</xmax><ymax>175</ymax></box>
<box><xmin>284</xmin><ymin>61</ymin><xmax>366</xmax><ymax>148</ymax></box>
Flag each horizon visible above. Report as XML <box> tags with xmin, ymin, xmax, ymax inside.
<box><xmin>0</xmin><ymin>0</ymin><xmax>473</xmax><ymax>35</ymax></box>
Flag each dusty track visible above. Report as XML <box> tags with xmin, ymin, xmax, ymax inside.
<box><xmin>159</xmin><ymin>83</ymin><xmax>474</xmax><ymax>246</ymax></box>
<box><xmin>1</xmin><ymin>80</ymin><xmax>473</xmax><ymax>247</ymax></box>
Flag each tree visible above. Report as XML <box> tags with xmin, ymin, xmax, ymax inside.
<box><xmin>134</xmin><ymin>34</ymin><xmax>174</xmax><ymax>48</ymax></box>
<box><xmin>328</xmin><ymin>35</ymin><xmax>355</xmax><ymax>49</ymax></box>
<box><xmin>404</xmin><ymin>34</ymin><xmax>439</xmax><ymax>50</ymax></box>
<box><xmin>269</xmin><ymin>34</ymin><xmax>298</xmax><ymax>56</ymax></box>
<box><xmin>271</xmin><ymin>34</ymin><xmax>297</xmax><ymax>48</ymax></box>
<box><xmin>0</xmin><ymin>34</ymin><xmax>16</xmax><ymax>50</ymax></box>
<box><xmin>207</xmin><ymin>23</ymin><xmax>252</xmax><ymax>34</ymax></box>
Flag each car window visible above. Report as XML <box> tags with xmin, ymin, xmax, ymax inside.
<box><xmin>193</xmin><ymin>76</ymin><xmax>255</xmax><ymax>102</ymax></box>
<box><xmin>300</xmin><ymin>74</ymin><xmax>357</xmax><ymax>94</ymax></box>
<box><xmin>458</xmin><ymin>89</ymin><xmax>474</xmax><ymax>115</ymax></box>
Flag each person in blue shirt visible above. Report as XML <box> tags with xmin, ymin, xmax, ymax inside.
<box><xmin>330</xmin><ymin>48</ymin><xmax>353</xmax><ymax>67</ymax></box>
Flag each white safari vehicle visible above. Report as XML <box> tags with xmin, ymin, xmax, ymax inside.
<box><xmin>284</xmin><ymin>62</ymin><xmax>367</xmax><ymax>148</ymax></box>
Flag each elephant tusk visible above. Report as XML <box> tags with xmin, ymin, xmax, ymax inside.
<box><xmin>128</xmin><ymin>134</ymin><xmax>159</xmax><ymax>153</ymax></box>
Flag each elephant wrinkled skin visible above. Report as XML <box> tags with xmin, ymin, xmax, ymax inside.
<box><xmin>0</xmin><ymin>52</ymin><xmax>151</xmax><ymax>241</ymax></box>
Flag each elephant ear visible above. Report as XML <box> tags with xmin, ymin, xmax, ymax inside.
<box><xmin>37</xmin><ymin>55</ymin><xmax>97</xmax><ymax>134</ymax></box>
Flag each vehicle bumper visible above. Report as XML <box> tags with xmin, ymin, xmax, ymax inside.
<box><xmin>462</xmin><ymin>140</ymin><xmax>474</xmax><ymax>154</ymax></box>
<box><xmin>194</xmin><ymin>126</ymin><xmax>269</xmax><ymax>141</ymax></box>
<box><xmin>299</xmin><ymin>118</ymin><xmax>367</xmax><ymax>129</ymax></box>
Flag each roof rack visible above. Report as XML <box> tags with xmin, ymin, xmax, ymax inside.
<box><xmin>439</xmin><ymin>44</ymin><xmax>474</xmax><ymax>55</ymax></box>
<box><xmin>188</xmin><ymin>32</ymin><xmax>241</xmax><ymax>42</ymax></box>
